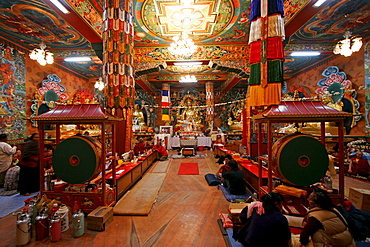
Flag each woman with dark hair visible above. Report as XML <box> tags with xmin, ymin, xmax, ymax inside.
<box><xmin>18</xmin><ymin>133</ymin><xmax>40</xmax><ymax>196</ymax></box>
<box><xmin>221</xmin><ymin>160</ymin><xmax>246</xmax><ymax>195</ymax></box>
<box><xmin>237</xmin><ymin>192</ymin><xmax>291</xmax><ymax>246</ymax></box>
<box><xmin>300</xmin><ymin>191</ymin><xmax>355</xmax><ymax>247</ymax></box>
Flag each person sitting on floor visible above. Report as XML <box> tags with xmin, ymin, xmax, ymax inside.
<box><xmin>347</xmin><ymin>151</ymin><xmax>369</xmax><ymax>177</ymax></box>
<box><xmin>153</xmin><ymin>140</ymin><xmax>168</xmax><ymax>161</ymax></box>
<box><xmin>299</xmin><ymin>191</ymin><xmax>355</xmax><ymax>247</ymax></box>
<box><xmin>0</xmin><ymin>134</ymin><xmax>17</xmax><ymax>187</ymax></box>
<box><xmin>220</xmin><ymin>160</ymin><xmax>246</xmax><ymax>195</ymax></box>
<box><xmin>237</xmin><ymin>192</ymin><xmax>291</xmax><ymax>247</ymax></box>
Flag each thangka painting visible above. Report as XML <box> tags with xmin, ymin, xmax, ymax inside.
<box><xmin>0</xmin><ymin>44</ymin><xmax>26</xmax><ymax>143</ymax></box>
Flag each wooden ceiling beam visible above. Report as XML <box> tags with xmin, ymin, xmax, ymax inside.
<box><xmin>136</xmin><ymin>78</ymin><xmax>157</xmax><ymax>96</ymax></box>
<box><xmin>43</xmin><ymin>0</ymin><xmax>102</xmax><ymax>44</ymax></box>
<box><xmin>219</xmin><ymin>76</ymin><xmax>242</xmax><ymax>94</ymax></box>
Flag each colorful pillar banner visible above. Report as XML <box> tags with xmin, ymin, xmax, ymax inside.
<box><xmin>103</xmin><ymin>0</ymin><xmax>134</xmax><ymax>109</ymax></box>
<box><xmin>205</xmin><ymin>82</ymin><xmax>214</xmax><ymax>128</ymax></box>
<box><xmin>162</xmin><ymin>83</ymin><xmax>170</xmax><ymax>121</ymax></box>
<box><xmin>248</xmin><ymin>0</ymin><xmax>284</xmax><ymax>107</ymax></box>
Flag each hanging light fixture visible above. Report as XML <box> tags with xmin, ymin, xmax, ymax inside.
<box><xmin>29</xmin><ymin>43</ymin><xmax>54</xmax><ymax>66</ymax></box>
<box><xmin>333</xmin><ymin>31</ymin><xmax>362</xmax><ymax>57</ymax></box>
<box><xmin>168</xmin><ymin>32</ymin><xmax>198</xmax><ymax>58</ymax></box>
<box><xmin>179</xmin><ymin>75</ymin><xmax>197</xmax><ymax>83</ymax></box>
<box><xmin>94</xmin><ymin>77</ymin><xmax>105</xmax><ymax>91</ymax></box>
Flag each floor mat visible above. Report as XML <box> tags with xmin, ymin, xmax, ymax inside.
<box><xmin>219</xmin><ymin>185</ymin><xmax>252</xmax><ymax>202</ymax></box>
<box><xmin>217</xmin><ymin>219</ymin><xmax>243</xmax><ymax>247</ymax></box>
<box><xmin>178</xmin><ymin>163</ymin><xmax>199</xmax><ymax>175</ymax></box>
<box><xmin>0</xmin><ymin>192</ymin><xmax>39</xmax><ymax>218</ymax></box>
<box><xmin>113</xmin><ymin>173</ymin><xmax>166</xmax><ymax>216</ymax></box>
<box><xmin>150</xmin><ymin>160</ymin><xmax>170</xmax><ymax>173</ymax></box>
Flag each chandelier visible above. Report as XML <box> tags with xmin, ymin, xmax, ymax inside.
<box><xmin>179</xmin><ymin>75</ymin><xmax>197</xmax><ymax>83</ymax></box>
<box><xmin>168</xmin><ymin>32</ymin><xmax>198</xmax><ymax>57</ymax></box>
<box><xmin>333</xmin><ymin>31</ymin><xmax>362</xmax><ymax>57</ymax></box>
<box><xmin>94</xmin><ymin>77</ymin><xmax>105</xmax><ymax>91</ymax></box>
<box><xmin>29</xmin><ymin>43</ymin><xmax>54</xmax><ymax>66</ymax></box>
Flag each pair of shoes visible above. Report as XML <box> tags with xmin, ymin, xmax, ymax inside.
<box><xmin>21</xmin><ymin>193</ymin><xmax>30</xmax><ymax>196</ymax></box>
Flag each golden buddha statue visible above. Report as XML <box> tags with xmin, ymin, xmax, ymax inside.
<box><xmin>228</xmin><ymin>102</ymin><xmax>243</xmax><ymax>131</ymax></box>
<box><xmin>133</xmin><ymin>104</ymin><xmax>147</xmax><ymax>131</ymax></box>
<box><xmin>176</xmin><ymin>96</ymin><xmax>204</xmax><ymax>131</ymax></box>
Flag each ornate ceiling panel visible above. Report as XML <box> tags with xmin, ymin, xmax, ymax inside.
<box><xmin>0</xmin><ymin>0</ymin><xmax>89</xmax><ymax>48</ymax></box>
<box><xmin>0</xmin><ymin>0</ymin><xmax>369</xmax><ymax>90</ymax></box>
<box><xmin>289</xmin><ymin>0</ymin><xmax>370</xmax><ymax>44</ymax></box>
<box><xmin>150</xmin><ymin>0</ymin><xmax>231</xmax><ymax>39</ymax></box>
<box><xmin>64</xmin><ymin>0</ymin><xmax>103</xmax><ymax>37</ymax></box>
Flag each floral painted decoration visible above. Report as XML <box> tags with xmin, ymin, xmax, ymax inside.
<box><xmin>315</xmin><ymin>66</ymin><xmax>352</xmax><ymax>97</ymax></box>
<box><xmin>315</xmin><ymin>66</ymin><xmax>361</xmax><ymax>132</ymax></box>
<box><xmin>38</xmin><ymin>74</ymin><xmax>69</xmax><ymax>102</ymax></box>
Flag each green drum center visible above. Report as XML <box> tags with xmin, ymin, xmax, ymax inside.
<box><xmin>69</xmin><ymin>155</ymin><xmax>80</xmax><ymax>166</ymax></box>
<box><xmin>298</xmin><ymin>155</ymin><xmax>310</xmax><ymax>167</ymax></box>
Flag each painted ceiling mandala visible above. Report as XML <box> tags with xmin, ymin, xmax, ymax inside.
<box><xmin>141</xmin><ymin>0</ymin><xmax>235</xmax><ymax>41</ymax></box>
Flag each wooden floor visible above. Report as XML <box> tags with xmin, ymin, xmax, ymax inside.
<box><xmin>1</xmin><ymin>150</ymin><xmax>229</xmax><ymax>247</ymax></box>
<box><xmin>1</xmin><ymin>150</ymin><xmax>369</xmax><ymax>247</ymax></box>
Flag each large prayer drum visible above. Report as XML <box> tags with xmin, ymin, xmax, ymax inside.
<box><xmin>271</xmin><ymin>134</ymin><xmax>328</xmax><ymax>186</ymax></box>
<box><xmin>52</xmin><ymin>136</ymin><xmax>102</xmax><ymax>184</ymax></box>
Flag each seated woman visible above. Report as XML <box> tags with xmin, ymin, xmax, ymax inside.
<box><xmin>237</xmin><ymin>192</ymin><xmax>291</xmax><ymax>247</ymax></box>
<box><xmin>221</xmin><ymin>160</ymin><xmax>246</xmax><ymax>195</ymax></box>
<box><xmin>300</xmin><ymin>191</ymin><xmax>355</xmax><ymax>247</ymax></box>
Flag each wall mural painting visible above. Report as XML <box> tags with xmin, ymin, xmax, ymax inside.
<box><xmin>365</xmin><ymin>42</ymin><xmax>370</xmax><ymax>135</ymax></box>
<box><xmin>215</xmin><ymin>89</ymin><xmax>246</xmax><ymax>131</ymax></box>
<box><xmin>315</xmin><ymin>66</ymin><xmax>361</xmax><ymax>134</ymax></box>
<box><xmin>30</xmin><ymin>74</ymin><xmax>69</xmax><ymax>127</ymax></box>
<box><xmin>284</xmin><ymin>84</ymin><xmax>311</xmax><ymax>99</ymax></box>
<box><xmin>134</xmin><ymin>91</ymin><xmax>158</xmax><ymax>132</ymax></box>
<box><xmin>71</xmin><ymin>89</ymin><xmax>98</xmax><ymax>104</ymax></box>
<box><xmin>0</xmin><ymin>43</ymin><xmax>26</xmax><ymax>142</ymax></box>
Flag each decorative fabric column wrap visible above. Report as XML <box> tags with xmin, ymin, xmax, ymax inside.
<box><xmin>162</xmin><ymin>83</ymin><xmax>170</xmax><ymax>121</ymax></box>
<box><xmin>103</xmin><ymin>0</ymin><xmax>134</xmax><ymax>109</ymax></box>
<box><xmin>205</xmin><ymin>82</ymin><xmax>214</xmax><ymax>129</ymax></box>
<box><xmin>103</xmin><ymin>0</ymin><xmax>134</xmax><ymax>153</ymax></box>
<box><xmin>248</xmin><ymin>0</ymin><xmax>284</xmax><ymax>107</ymax></box>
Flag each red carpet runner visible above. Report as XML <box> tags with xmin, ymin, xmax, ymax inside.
<box><xmin>178</xmin><ymin>163</ymin><xmax>199</xmax><ymax>175</ymax></box>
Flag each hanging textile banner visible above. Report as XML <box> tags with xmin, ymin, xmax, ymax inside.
<box><xmin>161</xmin><ymin>83</ymin><xmax>170</xmax><ymax>121</ymax></box>
<box><xmin>248</xmin><ymin>0</ymin><xmax>284</xmax><ymax>107</ymax></box>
